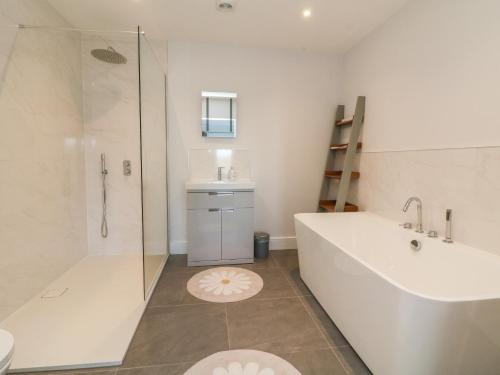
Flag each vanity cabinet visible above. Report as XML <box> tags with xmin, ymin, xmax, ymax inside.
<box><xmin>187</xmin><ymin>208</ymin><xmax>222</xmax><ymax>262</ymax></box>
<box><xmin>187</xmin><ymin>191</ymin><xmax>254</xmax><ymax>266</ymax></box>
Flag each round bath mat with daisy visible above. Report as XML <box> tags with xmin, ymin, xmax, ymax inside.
<box><xmin>184</xmin><ymin>349</ymin><xmax>301</xmax><ymax>375</ymax></box>
<box><xmin>187</xmin><ymin>267</ymin><xmax>264</xmax><ymax>303</ymax></box>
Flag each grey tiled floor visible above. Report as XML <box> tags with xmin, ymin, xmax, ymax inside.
<box><xmin>21</xmin><ymin>250</ymin><xmax>372</xmax><ymax>375</ymax></box>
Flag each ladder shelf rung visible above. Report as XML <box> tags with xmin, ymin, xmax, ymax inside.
<box><xmin>324</xmin><ymin>171</ymin><xmax>360</xmax><ymax>180</ymax></box>
<box><xmin>318</xmin><ymin>96</ymin><xmax>365</xmax><ymax>213</ymax></box>
<box><xmin>335</xmin><ymin>118</ymin><xmax>353</xmax><ymax>127</ymax></box>
<box><xmin>319</xmin><ymin>200</ymin><xmax>359</xmax><ymax>212</ymax></box>
<box><xmin>330</xmin><ymin>142</ymin><xmax>362</xmax><ymax>151</ymax></box>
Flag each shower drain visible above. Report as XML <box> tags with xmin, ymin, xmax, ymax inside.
<box><xmin>41</xmin><ymin>287</ymin><xmax>68</xmax><ymax>299</ymax></box>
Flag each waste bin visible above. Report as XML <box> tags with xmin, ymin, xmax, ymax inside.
<box><xmin>254</xmin><ymin>232</ymin><xmax>270</xmax><ymax>259</ymax></box>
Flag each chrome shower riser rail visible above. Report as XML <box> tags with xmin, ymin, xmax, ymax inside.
<box><xmin>16</xmin><ymin>23</ymin><xmax>168</xmax><ymax>75</ymax></box>
<box><xmin>100</xmin><ymin>153</ymin><xmax>108</xmax><ymax>238</ymax></box>
<box><xmin>17</xmin><ymin>24</ymin><xmax>144</xmax><ymax>35</ymax></box>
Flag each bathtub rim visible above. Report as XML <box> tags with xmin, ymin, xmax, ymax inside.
<box><xmin>295</xmin><ymin>211</ymin><xmax>500</xmax><ymax>303</ymax></box>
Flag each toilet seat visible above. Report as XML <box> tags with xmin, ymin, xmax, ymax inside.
<box><xmin>0</xmin><ymin>330</ymin><xmax>14</xmax><ymax>370</ymax></box>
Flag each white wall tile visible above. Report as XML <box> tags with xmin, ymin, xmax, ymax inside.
<box><xmin>0</xmin><ymin>1</ymin><xmax>87</xmax><ymax>321</ymax></box>
<box><xmin>188</xmin><ymin>148</ymin><xmax>252</xmax><ymax>181</ymax></box>
<box><xmin>358</xmin><ymin>148</ymin><xmax>500</xmax><ymax>255</ymax></box>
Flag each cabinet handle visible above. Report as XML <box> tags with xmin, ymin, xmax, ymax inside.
<box><xmin>208</xmin><ymin>192</ymin><xmax>234</xmax><ymax>196</ymax></box>
<box><xmin>222</xmin><ymin>209</ymin><xmax>235</xmax><ymax>213</ymax></box>
<box><xmin>208</xmin><ymin>208</ymin><xmax>221</xmax><ymax>212</ymax></box>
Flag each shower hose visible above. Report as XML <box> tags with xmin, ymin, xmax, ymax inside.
<box><xmin>101</xmin><ymin>154</ymin><xmax>108</xmax><ymax>238</ymax></box>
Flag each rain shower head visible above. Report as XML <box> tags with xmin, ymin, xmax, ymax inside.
<box><xmin>91</xmin><ymin>46</ymin><xmax>127</xmax><ymax>64</ymax></box>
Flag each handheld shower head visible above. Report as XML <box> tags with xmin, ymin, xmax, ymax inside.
<box><xmin>100</xmin><ymin>153</ymin><xmax>108</xmax><ymax>238</ymax></box>
<box><xmin>101</xmin><ymin>153</ymin><xmax>108</xmax><ymax>175</ymax></box>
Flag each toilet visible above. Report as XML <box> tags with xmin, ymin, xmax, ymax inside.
<box><xmin>0</xmin><ymin>330</ymin><xmax>14</xmax><ymax>375</ymax></box>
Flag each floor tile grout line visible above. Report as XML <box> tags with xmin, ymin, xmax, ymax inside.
<box><xmin>297</xmin><ymin>296</ymin><xmax>350</xmax><ymax>350</ymax></box>
<box><xmin>248</xmin><ymin>295</ymin><xmax>300</xmax><ymax>302</ymax></box>
<box><xmin>121</xmin><ymin>347</ymin><xmax>343</xmax><ymax>371</ymax></box>
<box><xmin>117</xmin><ymin>360</ymin><xmax>195</xmax><ymax>371</ymax></box>
<box><xmin>148</xmin><ymin>302</ymin><xmax>213</xmax><ymax>308</ymax></box>
<box><xmin>39</xmin><ymin>370</ymin><xmax>118</xmax><ymax>375</ymax></box>
<box><xmin>295</xmin><ymin>295</ymin><xmax>331</xmax><ymax>346</ymax></box>
<box><xmin>268</xmin><ymin>253</ymin><xmax>280</xmax><ymax>268</ymax></box>
<box><xmin>270</xmin><ymin>254</ymin><xmax>312</xmax><ymax>297</ymax></box>
<box><xmin>164</xmin><ymin>265</ymin><xmax>281</xmax><ymax>274</ymax></box>
<box><xmin>297</xmin><ymin>296</ymin><xmax>351</xmax><ymax>374</ymax></box>
<box><xmin>286</xmin><ymin>274</ymin><xmax>308</xmax><ymax>296</ymax></box>
<box><xmin>274</xmin><ymin>259</ymin><xmax>352</xmax><ymax>373</ymax></box>
<box><xmin>118</xmin><ymin>346</ymin><xmax>342</xmax><ymax>372</ymax></box>
<box><xmin>148</xmin><ymin>295</ymin><xmax>302</xmax><ymax>309</ymax></box>
<box><xmin>275</xmin><ymin>262</ymin><xmax>301</xmax><ymax>299</ymax></box>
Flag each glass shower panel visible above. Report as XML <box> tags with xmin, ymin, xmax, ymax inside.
<box><xmin>0</xmin><ymin>26</ymin><xmax>87</xmax><ymax>322</ymax></box>
<box><xmin>138</xmin><ymin>32</ymin><xmax>168</xmax><ymax>296</ymax></box>
<box><xmin>81</xmin><ymin>31</ymin><xmax>143</xmax><ymax>260</ymax></box>
<box><xmin>0</xmin><ymin>25</ymin><xmax>146</xmax><ymax>370</ymax></box>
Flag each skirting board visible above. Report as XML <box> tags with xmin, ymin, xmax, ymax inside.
<box><xmin>170</xmin><ymin>240</ymin><xmax>187</xmax><ymax>254</ymax></box>
<box><xmin>169</xmin><ymin>236</ymin><xmax>297</xmax><ymax>254</ymax></box>
<box><xmin>269</xmin><ymin>236</ymin><xmax>297</xmax><ymax>250</ymax></box>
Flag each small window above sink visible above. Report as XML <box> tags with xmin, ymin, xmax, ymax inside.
<box><xmin>201</xmin><ymin>91</ymin><xmax>237</xmax><ymax>138</ymax></box>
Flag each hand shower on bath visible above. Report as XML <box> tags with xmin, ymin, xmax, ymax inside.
<box><xmin>101</xmin><ymin>153</ymin><xmax>108</xmax><ymax>238</ymax></box>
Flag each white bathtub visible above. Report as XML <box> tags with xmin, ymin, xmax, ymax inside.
<box><xmin>295</xmin><ymin>212</ymin><xmax>500</xmax><ymax>375</ymax></box>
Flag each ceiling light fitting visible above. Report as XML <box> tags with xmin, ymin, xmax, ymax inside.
<box><xmin>216</xmin><ymin>0</ymin><xmax>235</xmax><ymax>11</ymax></box>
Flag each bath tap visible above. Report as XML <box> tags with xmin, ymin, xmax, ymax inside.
<box><xmin>402</xmin><ymin>197</ymin><xmax>424</xmax><ymax>233</ymax></box>
<box><xmin>443</xmin><ymin>209</ymin><xmax>453</xmax><ymax>243</ymax></box>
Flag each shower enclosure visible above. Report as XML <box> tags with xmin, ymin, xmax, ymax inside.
<box><xmin>0</xmin><ymin>23</ymin><xmax>168</xmax><ymax>371</ymax></box>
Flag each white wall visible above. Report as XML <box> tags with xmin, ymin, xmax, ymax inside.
<box><xmin>342</xmin><ymin>0</ymin><xmax>500</xmax><ymax>152</ymax></box>
<box><xmin>341</xmin><ymin>0</ymin><xmax>500</xmax><ymax>255</ymax></box>
<box><xmin>0</xmin><ymin>0</ymin><xmax>87</xmax><ymax>321</ymax></box>
<box><xmin>168</xmin><ymin>41</ymin><xmax>341</xmax><ymax>252</ymax></box>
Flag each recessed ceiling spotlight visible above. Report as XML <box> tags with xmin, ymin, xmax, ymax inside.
<box><xmin>302</xmin><ymin>8</ymin><xmax>312</xmax><ymax>18</ymax></box>
<box><xmin>216</xmin><ymin>0</ymin><xmax>235</xmax><ymax>11</ymax></box>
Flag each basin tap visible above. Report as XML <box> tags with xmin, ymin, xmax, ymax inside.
<box><xmin>217</xmin><ymin>167</ymin><xmax>225</xmax><ymax>181</ymax></box>
<box><xmin>402</xmin><ymin>197</ymin><xmax>424</xmax><ymax>233</ymax></box>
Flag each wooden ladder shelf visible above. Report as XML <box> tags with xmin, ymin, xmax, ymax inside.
<box><xmin>318</xmin><ymin>96</ymin><xmax>366</xmax><ymax>213</ymax></box>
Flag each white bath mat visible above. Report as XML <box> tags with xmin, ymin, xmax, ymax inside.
<box><xmin>187</xmin><ymin>267</ymin><xmax>263</xmax><ymax>303</ymax></box>
<box><xmin>184</xmin><ymin>349</ymin><xmax>301</xmax><ymax>375</ymax></box>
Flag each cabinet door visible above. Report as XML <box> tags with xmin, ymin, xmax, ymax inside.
<box><xmin>221</xmin><ymin>208</ymin><xmax>254</xmax><ymax>260</ymax></box>
<box><xmin>188</xmin><ymin>209</ymin><xmax>221</xmax><ymax>262</ymax></box>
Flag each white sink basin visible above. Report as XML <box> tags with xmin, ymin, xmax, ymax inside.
<box><xmin>185</xmin><ymin>179</ymin><xmax>256</xmax><ymax>191</ymax></box>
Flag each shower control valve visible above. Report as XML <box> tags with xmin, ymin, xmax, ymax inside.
<box><xmin>123</xmin><ymin>160</ymin><xmax>131</xmax><ymax>176</ymax></box>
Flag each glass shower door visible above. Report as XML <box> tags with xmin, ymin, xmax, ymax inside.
<box><xmin>138</xmin><ymin>31</ymin><xmax>168</xmax><ymax>297</ymax></box>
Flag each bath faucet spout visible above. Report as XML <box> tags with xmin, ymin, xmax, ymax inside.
<box><xmin>402</xmin><ymin>197</ymin><xmax>423</xmax><ymax>233</ymax></box>
<box><xmin>443</xmin><ymin>209</ymin><xmax>453</xmax><ymax>243</ymax></box>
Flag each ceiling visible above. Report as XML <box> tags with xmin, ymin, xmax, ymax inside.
<box><xmin>48</xmin><ymin>0</ymin><xmax>410</xmax><ymax>54</ymax></box>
